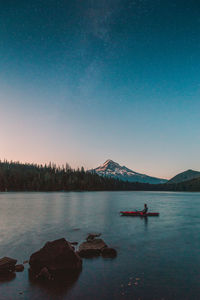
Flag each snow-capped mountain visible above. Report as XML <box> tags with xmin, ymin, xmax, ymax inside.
<box><xmin>90</xmin><ymin>159</ymin><xmax>167</xmax><ymax>184</ymax></box>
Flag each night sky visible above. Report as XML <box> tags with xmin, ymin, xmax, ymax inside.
<box><xmin>1</xmin><ymin>0</ymin><xmax>200</xmax><ymax>178</ymax></box>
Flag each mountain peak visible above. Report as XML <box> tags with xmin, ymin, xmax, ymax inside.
<box><xmin>103</xmin><ymin>159</ymin><xmax>114</xmax><ymax>165</ymax></box>
<box><xmin>91</xmin><ymin>160</ymin><xmax>167</xmax><ymax>184</ymax></box>
<box><xmin>103</xmin><ymin>159</ymin><xmax>119</xmax><ymax>167</ymax></box>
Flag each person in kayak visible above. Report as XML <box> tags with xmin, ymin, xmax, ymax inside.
<box><xmin>142</xmin><ymin>203</ymin><xmax>148</xmax><ymax>214</ymax></box>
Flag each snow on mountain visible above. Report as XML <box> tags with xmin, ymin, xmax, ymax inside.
<box><xmin>90</xmin><ymin>159</ymin><xmax>167</xmax><ymax>184</ymax></box>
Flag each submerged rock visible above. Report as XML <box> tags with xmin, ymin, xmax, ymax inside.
<box><xmin>78</xmin><ymin>239</ymin><xmax>107</xmax><ymax>257</ymax></box>
<box><xmin>29</xmin><ymin>238</ymin><xmax>82</xmax><ymax>280</ymax></box>
<box><xmin>86</xmin><ymin>233</ymin><xmax>101</xmax><ymax>242</ymax></box>
<box><xmin>79</xmin><ymin>234</ymin><xmax>117</xmax><ymax>259</ymax></box>
<box><xmin>101</xmin><ymin>247</ymin><xmax>117</xmax><ymax>258</ymax></box>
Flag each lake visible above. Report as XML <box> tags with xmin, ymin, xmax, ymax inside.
<box><xmin>0</xmin><ymin>191</ymin><xmax>200</xmax><ymax>300</ymax></box>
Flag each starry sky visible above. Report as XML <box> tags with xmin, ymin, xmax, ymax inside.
<box><xmin>1</xmin><ymin>0</ymin><xmax>200</xmax><ymax>178</ymax></box>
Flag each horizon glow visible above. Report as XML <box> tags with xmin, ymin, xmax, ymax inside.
<box><xmin>1</xmin><ymin>0</ymin><xmax>200</xmax><ymax>179</ymax></box>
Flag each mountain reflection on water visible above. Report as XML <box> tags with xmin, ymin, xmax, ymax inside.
<box><xmin>0</xmin><ymin>191</ymin><xmax>200</xmax><ymax>299</ymax></box>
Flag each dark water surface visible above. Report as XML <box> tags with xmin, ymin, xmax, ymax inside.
<box><xmin>0</xmin><ymin>191</ymin><xmax>200</xmax><ymax>300</ymax></box>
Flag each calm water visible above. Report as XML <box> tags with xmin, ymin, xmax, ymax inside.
<box><xmin>0</xmin><ymin>191</ymin><xmax>200</xmax><ymax>300</ymax></box>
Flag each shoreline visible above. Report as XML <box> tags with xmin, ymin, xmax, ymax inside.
<box><xmin>0</xmin><ymin>190</ymin><xmax>200</xmax><ymax>193</ymax></box>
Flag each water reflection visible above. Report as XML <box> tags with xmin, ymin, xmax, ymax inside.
<box><xmin>0</xmin><ymin>191</ymin><xmax>200</xmax><ymax>299</ymax></box>
<box><xmin>143</xmin><ymin>216</ymin><xmax>148</xmax><ymax>229</ymax></box>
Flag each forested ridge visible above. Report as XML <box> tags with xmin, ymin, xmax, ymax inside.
<box><xmin>0</xmin><ymin>160</ymin><xmax>154</xmax><ymax>191</ymax></box>
<box><xmin>1</xmin><ymin>161</ymin><xmax>200</xmax><ymax>192</ymax></box>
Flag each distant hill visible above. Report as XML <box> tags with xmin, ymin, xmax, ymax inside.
<box><xmin>167</xmin><ymin>176</ymin><xmax>200</xmax><ymax>192</ymax></box>
<box><xmin>91</xmin><ymin>159</ymin><xmax>167</xmax><ymax>184</ymax></box>
<box><xmin>168</xmin><ymin>169</ymin><xmax>200</xmax><ymax>184</ymax></box>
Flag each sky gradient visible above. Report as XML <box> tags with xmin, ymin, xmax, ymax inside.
<box><xmin>1</xmin><ymin>0</ymin><xmax>200</xmax><ymax>179</ymax></box>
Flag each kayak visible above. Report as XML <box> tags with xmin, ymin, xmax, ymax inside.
<box><xmin>120</xmin><ymin>211</ymin><xmax>159</xmax><ymax>217</ymax></box>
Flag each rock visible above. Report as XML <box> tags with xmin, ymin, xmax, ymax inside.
<box><xmin>0</xmin><ymin>257</ymin><xmax>17</xmax><ymax>273</ymax></box>
<box><xmin>36</xmin><ymin>267</ymin><xmax>52</xmax><ymax>280</ymax></box>
<box><xmin>23</xmin><ymin>260</ymin><xmax>28</xmax><ymax>264</ymax></box>
<box><xmin>70</xmin><ymin>241</ymin><xmax>78</xmax><ymax>245</ymax></box>
<box><xmin>101</xmin><ymin>247</ymin><xmax>117</xmax><ymax>258</ymax></box>
<box><xmin>0</xmin><ymin>272</ymin><xmax>16</xmax><ymax>282</ymax></box>
<box><xmin>29</xmin><ymin>238</ymin><xmax>82</xmax><ymax>279</ymax></box>
<box><xmin>78</xmin><ymin>239</ymin><xmax>107</xmax><ymax>257</ymax></box>
<box><xmin>86</xmin><ymin>233</ymin><xmax>101</xmax><ymax>242</ymax></box>
<box><xmin>79</xmin><ymin>248</ymin><xmax>101</xmax><ymax>257</ymax></box>
<box><xmin>15</xmin><ymin>264</ymin><xmax>24</xmax><ymax>272</ymax></box>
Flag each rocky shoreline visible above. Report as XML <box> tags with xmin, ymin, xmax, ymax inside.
<box><xmin>0</xmin><ymin>234</ymin><xmax>117</xmax><ymax>282</ymax></box>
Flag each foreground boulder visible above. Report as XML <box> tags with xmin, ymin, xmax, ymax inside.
<box><xmin>29</xmin><ymin>238</ymin><xmax>82</xmax><ymax>279</ymax></box>
<box><xmin>78</xmin><ymin>239</ymin><xmax>107</xmax><ymax>257</ymax></box>
<box><xmin>36</xmin><ymin>267</ymin><xmax>52</xmax><ymax>280</ymax></box>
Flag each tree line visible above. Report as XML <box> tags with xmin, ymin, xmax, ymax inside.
<box><xmin>0</xmin><ymin>160</ymin><xmax>152</xmax><ymax>191</ymax></box>
<box><xmin>0</xmin><ymin>160</ymin><xmax>200</xmax><ymax>192</ymax></box>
